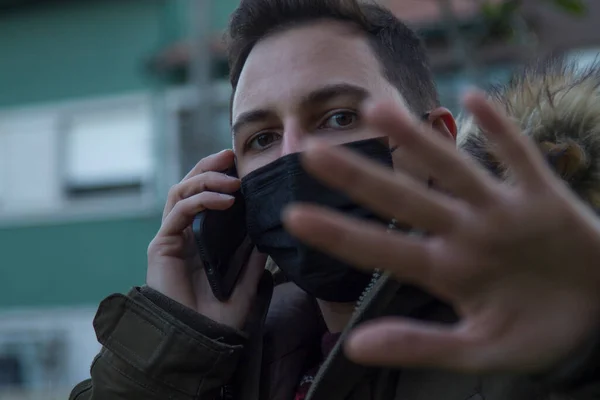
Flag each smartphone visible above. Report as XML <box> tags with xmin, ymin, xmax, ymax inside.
<box><xmin>192</xmin><ymin>166</ymin><xmax>254</xmax><ymax>301</ymax></box>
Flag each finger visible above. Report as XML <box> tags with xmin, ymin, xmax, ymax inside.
<box><xmin>462</xmin><ymin>91</ymin><xmax>552</xmax><ymax>189</ymax></box>
<box><xmin>160</xmin><ymin>192</ymin><xmax>235</xmax><ymax>236</ymax></box>
<box><xmin>283</xmin><ymin>203</ymin><xmax>432</xmax><ymax>285</ymax></box>
<box><xmin>164</xmin><ymin>172</ymin><xmax>240</xmax><ymax>220</ymax></box>
<box><xmin>366</xmin><ymin>102</ymin><xmax>496</xmax><ymax>207</ymax></box>
<box><xmin>302</xmin><ymin>140</ymin><xmax>457</xmax><ymax>233</ymax></box>
<box><xmin>345</xmin><ymin>317</ymin><xmax>477</xmax><ymax>372</ymax></box>
<box><xmin>182</xmin><ymin>149</ymin><xmax>235</xmax><ymax>181</ymax></box>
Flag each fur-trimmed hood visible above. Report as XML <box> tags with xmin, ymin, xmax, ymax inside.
<box><xmin>457</xmin><ymin>57</ymin><xmax>600</xmax><ymax>210</ymax></box>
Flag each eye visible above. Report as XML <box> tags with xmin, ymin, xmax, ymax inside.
<box><xmin>319</xmin><ymin>110</ymin><xmax>359</xmax><ymax>130</ymax></box>
<box><xmin>246</xmin><ymin>132</ymin><xmax>281</xmax><ymax>151</ymax></box>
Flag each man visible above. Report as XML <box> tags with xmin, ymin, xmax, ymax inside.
<box><xmin>70</xmin><ymin>0</ymin><xmax>600</xmax><ymax>399</ymax></box>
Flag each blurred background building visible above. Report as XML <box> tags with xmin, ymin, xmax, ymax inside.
<box><xmin>0</xmin><ymin>0</ymin><xmax>598</xmax><ymax>398</ymax></box>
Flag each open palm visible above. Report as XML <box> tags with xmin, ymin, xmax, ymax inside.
<box><xmin>283</xmin><ymin>91</ymin><xmax>600</xmax><ymax>374</ymax></box>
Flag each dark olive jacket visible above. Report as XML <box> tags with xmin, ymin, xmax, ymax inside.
<box><xmin>69</xmin><ymin>271</ymin><xmax>600</xmax><ymax>400</ymax></box>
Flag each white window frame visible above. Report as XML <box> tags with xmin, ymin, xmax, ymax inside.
<box><xmin>0</xmin><ymin>92</ymin><xmax>161</xmax><ymax>227</ymax></box>
<box><xmin>57</xmin><ymin>96</ymin><xmax>155</xmax><ymax>198</ymax></box>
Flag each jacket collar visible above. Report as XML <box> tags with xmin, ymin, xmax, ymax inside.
<box><xmin>306</xmin><ymin>272</ymin><xmax>438</xmax><ymax>400</ymax></box>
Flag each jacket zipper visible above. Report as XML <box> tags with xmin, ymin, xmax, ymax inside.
<box><xmin>221</xmin><ymin>384</ymin><xmax>234</xmax><ymax>400</ymax></box>
<box><xmin>305</xmin><ymin>219</ymin><xmax>399</xmax><ymax>400</ymax></box>
<box><xmin>354</xmin><ymin>218</ymin><xmax>399</xmax><ymax>311</ymax></box>
<box><xmin>306</xmin><ymin>221</ymin><xmax>427</xmax><ymax>400</ymax></box>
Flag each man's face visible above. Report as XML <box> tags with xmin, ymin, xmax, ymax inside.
<box><xmin>231</xmin><ymin>20</ymin><xmax>407</xmax><ymax>178</ymax></box>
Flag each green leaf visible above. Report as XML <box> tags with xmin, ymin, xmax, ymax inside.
<box><xmin>548</xmin><ymin>0</ymin><xmax>587</xmax><ymax>15</ymax></box>
<box><xmin>481</xmin><ymin>1</ymin><xmax>501</xmax><ymax>18</ymax></box>
<box><xmin>499</xmin><ymin>0</ymin><xmax>521</xmax><ymax>14</ymax></box>
<box><xmin>481</xmin><ymin>0</ymin><xmax>521</xmax><ymax>20</ymax></box>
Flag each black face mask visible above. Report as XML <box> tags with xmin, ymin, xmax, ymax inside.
<box><xmin>241</xmin><ymin>137</ymin><xmax>393</xmax><ymax>302</ymax></box>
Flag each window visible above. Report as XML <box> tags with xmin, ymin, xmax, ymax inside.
<box><xmin>62</xmin><ymin>103</ymin><xmax>153</xmax><ymax>197</ymax></box>
<box><xmin>0</xmin><ymin>331</ymin><xmax>67</xmax><ymax>391</ymax></box>
<box><xmin>0</xmin><ymin>355</ymin><xmax>23</xmax><ymax>388</ymax></box>
<box><xmin>0</xmin><ymin>308</ymin><xmax>100</xmax><ymax>396</ymax></box>
<box><xmin>0</xmin><ymin>94</ymin><xmax>158</xmax><ymax>222</ymax></box>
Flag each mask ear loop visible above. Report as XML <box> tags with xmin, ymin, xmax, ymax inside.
<box><xmin>421</xmin><ymin>112</ymin><xmax>436</xmax><ymax>189</ymax></box>
<box><xmin>388</xmin><ymin>111</ymin><xmax>433</xmax><ymax>232</ymax></box>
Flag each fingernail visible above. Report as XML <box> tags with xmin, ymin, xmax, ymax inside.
<box><xmin>458</xmin><ymin>85</ymin><xmax>485</xmax><ymax>102</ymax></box>
<box><xmin>218</xmin><ymin>193</ymin><xmax>235</xmax><ymax>200</ymax></box>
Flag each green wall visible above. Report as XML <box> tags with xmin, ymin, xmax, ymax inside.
<box><xmin>0</xmin><ymin>0</ymin><xmax>238</xmax><ymax>308</ymax></box>
<box><xmin>0</xmin><ymin>1</ymin><xmax>170</xmax><ymax>307</ymax></box>
<box><xmin>0</xmin><ymin>216</ymin><xmax>161</xmax><ymax>307</ymax></box>
<box><xmin>162</xmin><ymin>0</ymin><xmax>239</xmax><ymax>33</ymax></box>
<box><xmin>0</xmin><ymin>0</ymin><xmax>166</xmax><ymax>108</ymax></box>
<box><xmin>212</xmin><ymin>0</ymin><xmax>239</xmax><ymax>31</ymax></box>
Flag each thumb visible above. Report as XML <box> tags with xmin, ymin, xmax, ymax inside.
<box><xmin>344</xmin><ymin>317</ymin><xmax>478</xmax><ymax>372</ymax></box>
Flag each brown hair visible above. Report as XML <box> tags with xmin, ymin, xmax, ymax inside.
<box><xmin>226</xmin><ymin>0</ymin><xmax>439</xmax><ymax>115</ymax></box>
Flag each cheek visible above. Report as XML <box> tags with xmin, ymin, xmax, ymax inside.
<box><xmin>236</xmin><ymin>151</ymin><xmax>281</xmax><ymax>179</ymax></box>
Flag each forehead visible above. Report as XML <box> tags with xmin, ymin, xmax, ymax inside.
<box><xmin>232</xmin><ymin>20</ymin><xmax>398</xmax><ymax>120</ymax></box>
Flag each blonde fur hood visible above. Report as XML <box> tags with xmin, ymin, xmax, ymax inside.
<box><xmin>457</xmin><ymin>56</ymin><xmax>600</xmax><ymax>209</ymax></box>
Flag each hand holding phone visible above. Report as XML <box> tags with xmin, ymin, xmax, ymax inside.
<box><xmin>146</xmin><ymin>150</ymin><xmax>266</xmax><ymax>329</ymax></box>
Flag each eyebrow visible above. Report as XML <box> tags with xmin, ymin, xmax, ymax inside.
<box><xmin>300</xmin><ymin>83</ymin><xmax>369</xmax><ymax>109</ymax></box>
<box><xmin>231</xmin><ymin>83</ymin><xmax>370</xmax><ymax>137</ymax></box>
<box><xmin>231</xmin><ymin>109</ymin><xmax>274</xmax><ymax>137</ymax></box>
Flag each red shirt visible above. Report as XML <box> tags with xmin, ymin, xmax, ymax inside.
<box><xmin>294</xmin><ymin>332</ymin><xmax>341</xmax><ymax>400</ymax></box>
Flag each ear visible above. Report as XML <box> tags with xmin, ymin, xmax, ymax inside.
<box><xmin>427</xmin><ymin>107</ymin><xmax>457</xmax><ymax>142</ymax></box>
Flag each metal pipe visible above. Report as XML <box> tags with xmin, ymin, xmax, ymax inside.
<box><xmin>186</xmin><ymin>0</ymin><xmax>216</xmax><ymax>176</ymax></box>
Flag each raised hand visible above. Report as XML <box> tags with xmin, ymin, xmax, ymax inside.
<box><xmin>283</xmin><ymin>91</ymin><xmax>600</xmax><ymax>374</ymax></box>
